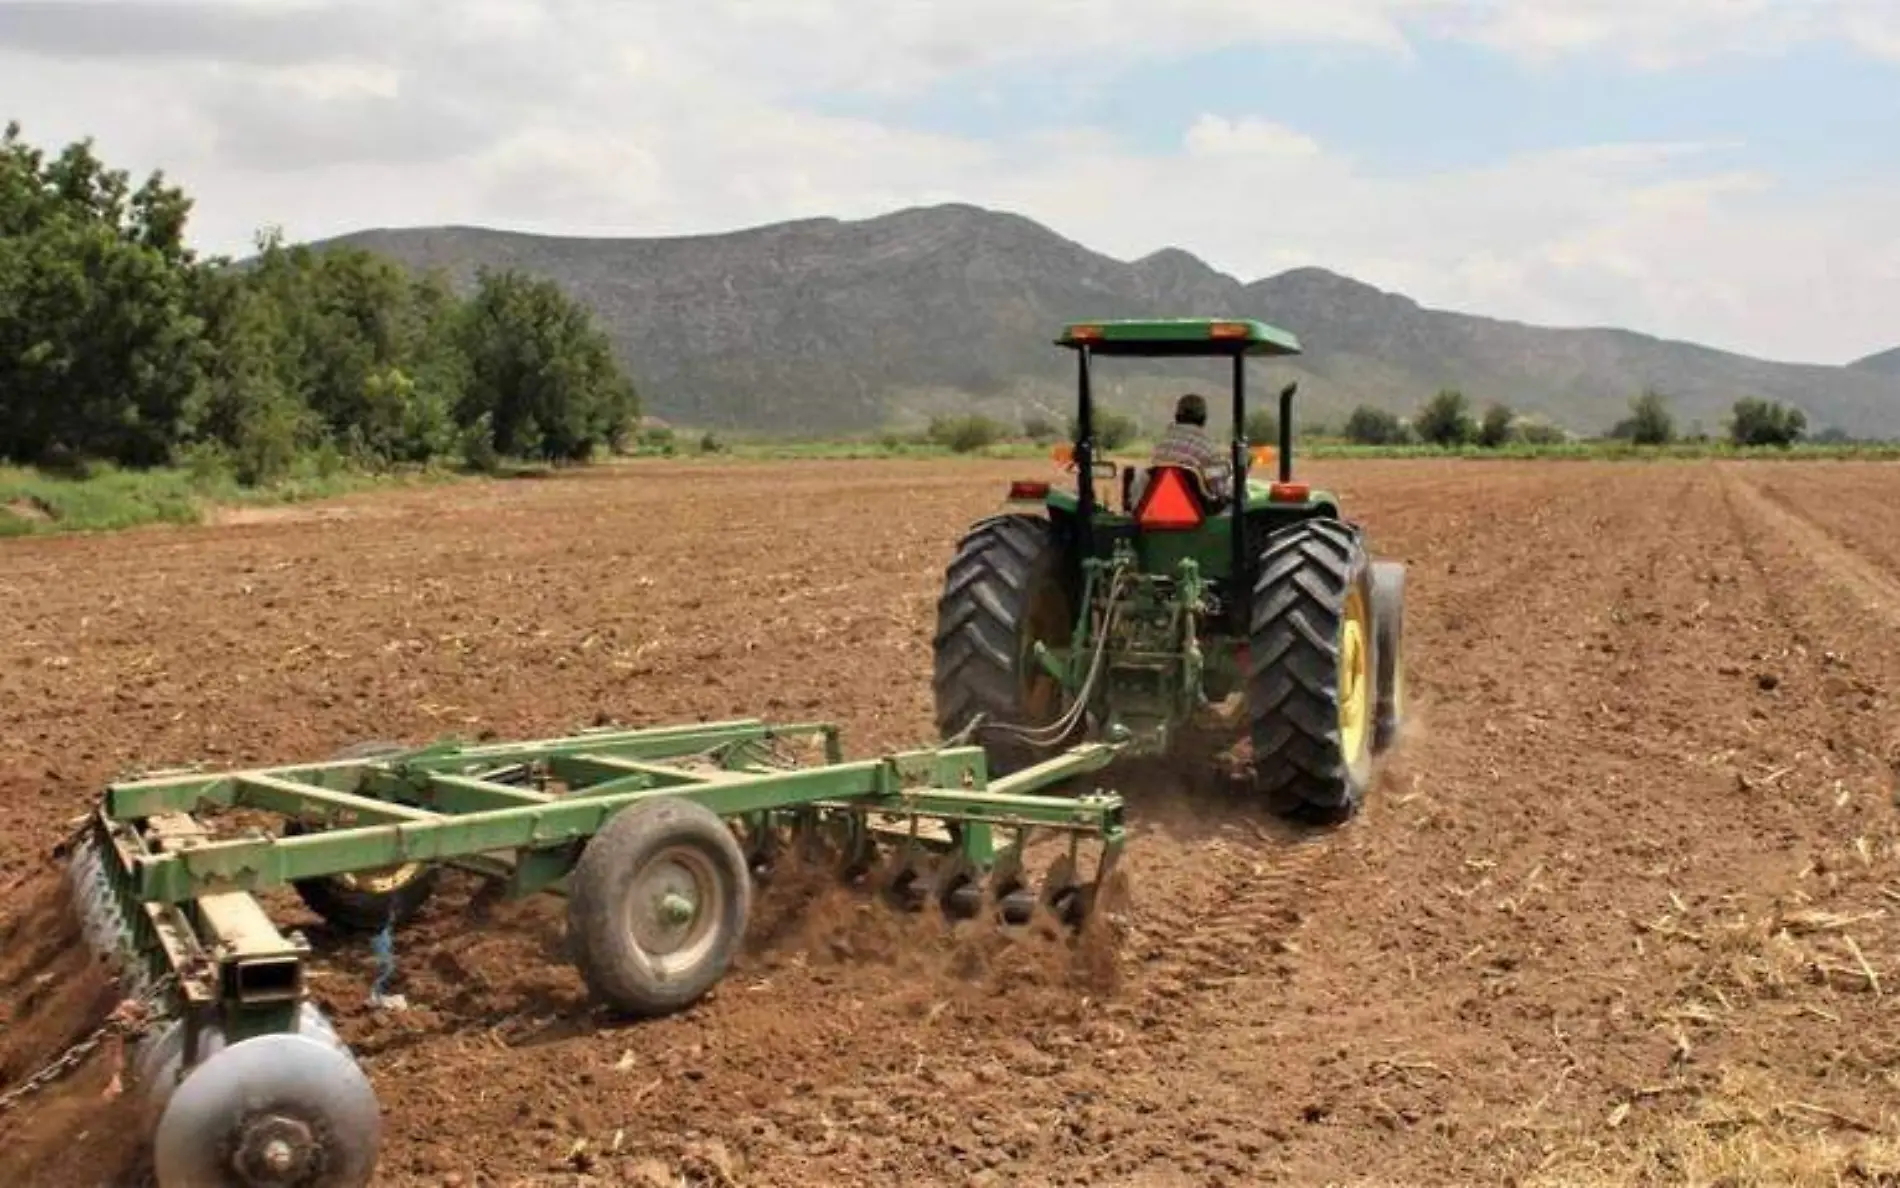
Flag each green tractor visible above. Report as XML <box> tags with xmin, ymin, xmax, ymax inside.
<box><xmin>931</xmin><ymin>317</ymin><xmax>1405</xmax><ymax>820</ymax></box>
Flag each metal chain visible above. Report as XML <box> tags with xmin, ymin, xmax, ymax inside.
<box><xmin>0</xmin><ymin>974</ymin><xmax>176</xmax><ymax>1116</ymax></box>
<box><xmin>50</xmin><ymin>813</ymin><xmax>96</xmax><ymax>860</ymax></box>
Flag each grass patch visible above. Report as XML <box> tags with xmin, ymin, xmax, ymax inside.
<box><xmin>0</xmin><ymin>457</ymin><xmax>451</xmax><ymax>537</ymax></box>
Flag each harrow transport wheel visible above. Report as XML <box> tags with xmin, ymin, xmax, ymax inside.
<box><xmin>1371</xmin><ymin>560</ymin><xmax>1406</xmax><ymax>753</ymax></box>
<box><xmin>932</xmin><ymin>512</ymin><xmax>1076</xmax><ymax>775</ymax></box>
<box><xmin>1245</xmin><ymin>519</ymin><xmax>1378</xmax><ymax>821</ymax></box>
<box><xmin>568</xmin><ymin>796</ymin><xmax>751</xmax><ymax>1018</ymax></box>
<box><xmin>287</xmin><ymin>741</ymin><xmax>441</xmax><ymax>932</ymax></box>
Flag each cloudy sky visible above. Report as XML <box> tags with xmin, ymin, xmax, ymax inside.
<box><xmin>2</xmin><ymin>0</ymin><xmax>1896</xmax><ymax>364</ymax></box>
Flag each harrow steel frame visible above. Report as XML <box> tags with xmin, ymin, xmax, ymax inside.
<box><xmin>66</xmin><ymin>716</ymin><xmax>1128</xmax><ymax>1187</ymax></box>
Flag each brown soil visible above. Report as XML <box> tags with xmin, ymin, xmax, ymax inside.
<box><xmin>2</xmin><ymin>457</ymin><xmax>1898</xmax><ymax>1185</ymax></box>
<box><xmin>0</xmin><ymin>873</ymin><xmax>151</xmax><ymax>1186</ymax></box>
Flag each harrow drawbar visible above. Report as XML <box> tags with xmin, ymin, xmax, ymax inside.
<box><xmin>55</xmin><ymin>717</ymin><xmax>1126</xmax><ymax>1186</ymax></box>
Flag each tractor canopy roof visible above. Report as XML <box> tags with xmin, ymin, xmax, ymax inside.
<box><xmin>1055</xmin><ymin>317</ymin><xmax>1302</xmax><ymax>358</ymax></box>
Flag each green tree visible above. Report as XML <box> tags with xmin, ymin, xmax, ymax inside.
<box><xmin>457</xmin><ymin>268</ymin><xmax>640</xmax><ymax>462</ymax></box>
<box><xmin>1021</xmin><ymin>412</ymin><xmax>1058</xmax><ymax>442</ymax></box>
<box><xmin>927</xmin><ymin>415</ymin><xmax>1005</xmax><ymax>453</ymax></box>
<box><xmin>1068</xmin><ymin>410</ymin><xmax>1138</xmax><ymax>451</ymax></box>
<box><xmin>1477</xmin><ymin>402</ymin><xmax>1514</xmax><ymax>447</ymax></box>
<box><xmin>1610</xmin><ymin>389</ymin><xmax>1675</xmax><ymax>445</ymax></box>
<box><xmin>188</xmin><ymin>261</ymin><xmax>315</xmax><ymax>483</ymax></box>
<box><xmin>1729</xmin><ymin>397</ymin><xmax>1806</xmax><ymax>447</ymax></box>
<box><xmin>0</xmin><ymin>120</ymin><xmax>652</xmax><ymax>483</ymax></box>
<box><xmin>1342</xmin><ymin>404</ymin><xmax>1405</xmax><ymax>445</ymax></box>
<box><xmin>0</xmin><ymin>123</ymin><xmax>209</xmax><ymax>468</ymax></box>
<box><xmin>1243</xmin><ymin>408</ymin><xmax>1279</xmax><ymax>444</ymax></box>
<box><xmin>1514</xmin><ymin>418</ymin><xmax>1568</xmax><ymax>445</ymax></box>
<box><xmin>1414</xmin><ymin>389</ymin><xmax>1474</xmax><ymax>446</ymax></box>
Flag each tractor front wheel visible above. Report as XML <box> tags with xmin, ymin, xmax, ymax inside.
<box><xmin>931</xmin><ymin>513</ymin><xmax>1076</xmax><ymax>776</ymax></box>
<box><xmin>1245</xmin><ymin>519</ymin><xmax>1378</xmax><ymax>821</ymax></box>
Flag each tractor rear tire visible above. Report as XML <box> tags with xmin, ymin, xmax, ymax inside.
<box><xmin>287</xmin><ymin>741</ymin><xmax>442</xmax><ymax>933</ymax></box>
<box><xmin>931</xmin><ymin>513</ymin><xmax>1076</xmax><ymax>777</ymax></box>
<box><xmin>1245</xmin><ymin>519</ymin><xmax>1378</xmax><ymax>822</ymax></box>
<box><xmin>1371</xmin><ymin>560</ymin><xmax>1406</xmax><ymax>753</ymax></box>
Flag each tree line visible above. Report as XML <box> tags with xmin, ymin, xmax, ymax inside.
<box><xmin>929</xmin><ymin>386</ymin><xmax>1815</xmax><ymax>454</ymax></box>
<box><xmin>1</xmin><ymin>122</ymin><xmax>638</xmax><ymax>484</ymax></box>
<box><xmin>1338</xmin><ymin>387</ymin><xmax>1813</xmax><ymax>448</ymax></box>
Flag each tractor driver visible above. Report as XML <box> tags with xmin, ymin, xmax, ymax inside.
<box><xmin>1148</xmin><ymin>392</ymin><xmax>1232</xmax><ymax>503</ymax></box>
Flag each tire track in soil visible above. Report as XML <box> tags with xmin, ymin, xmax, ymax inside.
<box><xmin>1258</xmin><ymin>466</ymin><xmax>1726</xmax><ymax>1182</ymax></box>
<box><xmin>1717</xmin><ymin>467</ymin><xmax>1900</xmax><ymax>812</ymax></box>
<box><xmin>813</xmin><ymin>463</ymin><xmax>1715</xmax><ymax>1187</ymax></box>
<box><xmin>1163</xmin><ymin>463</ymin><xmax>1880</xmax><ymax>1185</ymax></box>
<box><xmin>1727</xmin><ymin>461</ymin><xmax>1900</xmax><ymax>584</ymax></box>
<box><xmin>1716</xmin><ymin>463</ymin><xmax>1900</xmax><ymax>826</ymax></box>
<box><xmin>1722</xmin><ymin>465</ymin><xmax>1900</xmax><ymax>632</ymax></box>
<box><xmin>1510</xmin><ymin>465</ymin><xmax>1900</xmax><ymax>1185</ymax></box>
<box><xmin>919</xmin><ymin>468</ymin><xmax>1622</xmax><ymax>1184</ymax></box>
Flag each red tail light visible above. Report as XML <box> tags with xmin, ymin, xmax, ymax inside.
<box><xmin>1268</xmin><ymin>482</ymin><xmax>1310</xmax><ymax>502</ymax></box>
<box><xmin>1136</xmin><ymin>468</ymin><xmax>1204</xmax><ymax>530</ymax></box>
<box><xmin>1008</xmin><ymin>480</ymin><xmax>1050</xmax><ymax>501</ymax></box>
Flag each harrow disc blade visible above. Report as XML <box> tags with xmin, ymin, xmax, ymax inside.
<box><xmin>149</xmin><ymin>1029</ymin><xmax>381</xmax><ymax>1188</ymax></box>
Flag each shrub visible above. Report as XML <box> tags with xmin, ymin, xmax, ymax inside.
<box><xmin>1477</xmin><ymin>402</ymin><xmax>1514</xmax><ymax>448</ymax></box>
<box><xmin>928</xmin><ymin>415</ymin><xmax>1007</xmax><ymax>453</ymax></box>
<box><xmin>1068</xmin><ymin>410</ymin><xmax>1138</xmax><ymax>451</ymax></box>
<box><xmin>1514</xmin><ymin>418</ymin><xmax>1568</xmax><ymax>445</ymax></box>
<box><xmin>1415</xmin><ymin>389</ymin><xmax>1475</xmax><ymax>446</ymax></box>
<box><xmin>1243</xmin><ymin>409</ymin><xmax>1279</xmax><ymax>444</ymax></box>
<box><xmin>635</xmin><ymin>425</ymin><xmax>676</xmax><ymax>455</ymax></box>
<box><xmin>1610</xmin><ymin>389</ymin><xmax>1676</xmax><ymax>445</ymax></box>
<box><xmin>1729</xmin><ymin>397</ymin><xmax>1806</xmax><ymax>447</ymax></box>
<box><xmin>1343</xmin><ymin>405</ymin><xmax>1406</xmax><ymax>445</ymax></box>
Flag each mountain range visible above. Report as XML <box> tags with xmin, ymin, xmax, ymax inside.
<box><xmin>1852</xmin><ymin>347</ymin><xmax>1900</xmax><ymax>379</ymax></box>
<box><xmin>318</xmin><ymin>204</ymin><xmax>1900</xmax><ymax>439</ymax></box>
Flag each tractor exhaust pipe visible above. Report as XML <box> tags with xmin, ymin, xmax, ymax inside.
<box><xmin>1278</xmin><ymin>380</ymin><xmax>1297</xmax><ymax>483</ymax></box>
<box><xmin>1230</xmin><ymin>354</ymin><xmax>1250</xmax><ymax>618</ymax></box>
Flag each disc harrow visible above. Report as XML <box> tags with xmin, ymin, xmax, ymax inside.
<box><xmin>50</xmin><ymin>717</ymin><xmax>1126</xmax><ymax>1187</ymax></box>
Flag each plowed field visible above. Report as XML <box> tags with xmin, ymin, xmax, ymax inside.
<box><xmin>3</xmin><ymin>457</ymin><xmax>1899</xmax><ymax>1185</ymax></box>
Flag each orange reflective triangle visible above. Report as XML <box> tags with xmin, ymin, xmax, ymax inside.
<box><xmin>1137</xmin><ymin>468</ymin><xmax>1203</xmax><ymax>530</ymax></box>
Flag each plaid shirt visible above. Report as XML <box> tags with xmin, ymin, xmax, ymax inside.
<box><xmin>1149</xmin><ymin>421</ymin><xmax>1231</xmax><ymax>497</ymax></box>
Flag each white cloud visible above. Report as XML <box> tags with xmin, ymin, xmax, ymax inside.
<box><xmin>0</xmin><ymin>0</ymin><xmax>1895</xmax><ymax>362</ymax></box>
<box><xmin>1183</xmin><ymin>116</ymin><xmax>1324</xmax><ymax>161</ymax></box>
<box><xmin>1409</xmin><ymin>0</ymin><xmax>1900</xmax><ymax>69</ymax></box>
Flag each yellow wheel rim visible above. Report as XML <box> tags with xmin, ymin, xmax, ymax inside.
<box><xmin>336</xmin><ymin>864</ymin><xmax>422</xmax><ymax>895</ymax></box>
<box><xmin>1338</xmin><ymin>585</ymin><xmax>1372</xmax><ymax>761</ymax></box>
